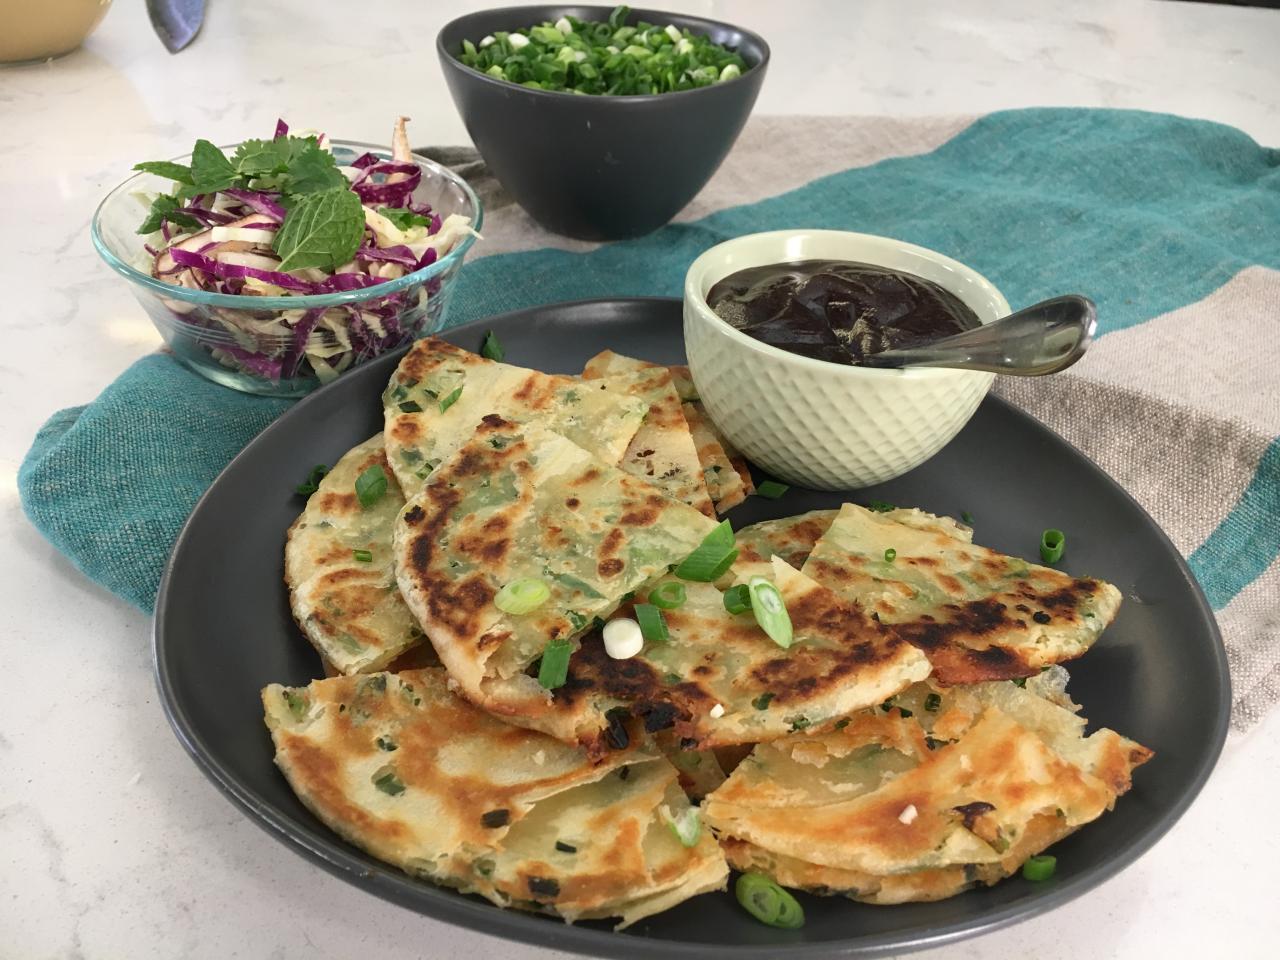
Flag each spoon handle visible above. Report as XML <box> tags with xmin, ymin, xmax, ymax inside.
<box><xmin>862</xmin><ymin>295</ymin><xmax>1097</xmax><ymax>376</ymax></box>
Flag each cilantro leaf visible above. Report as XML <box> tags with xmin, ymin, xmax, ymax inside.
<box><xmin>190</xmin><ymin>139</ymin><xmax>240</xmax><ymax>192</ymax></box>
<box><xmin>137</xmin><ymin>195</ymin><xmax>201</xmax><ymax>234</ymax></box>
<box><xmin>132</xmin><ymin>160</ymin><xmax>194</xmax><ymax>185</ymax></box>
<box><xmin>231</xmin><ymin>138</ymin><xmax>295</xmax><ymax>176</ymax></box>
<box><xmin>286</xmin><ymin>143</ymin><xmax>348</xmax><ymax>195</ymax></box>
<box><xmin>272</xmin><ymin>187</ymin><xmax>364</xmax><ymax>271</ymax></box>
<box><xmin>377</xmin><ymin>206</ymin><xmax>431</xmax><ymax>231</ymax></box>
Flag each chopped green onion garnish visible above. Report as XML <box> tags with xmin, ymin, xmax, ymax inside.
<box><xmin>295</xmin><ymin>464</ymin><xmax>329</xmax><ymax>497</ymax></box>
<box><xmin>675</xmin><ymin>520</ymin><xmax>737</xmax><ymax>581</ymax></box>
<box><xmin>1040</xmin><ymin>528</ymin><xmax>1065</xmax><ymax>564</ymax></box>
<box><xmin>456</xmin><ymin>6</ymin><xmax>750</xmax><ymax>97</ymax></box>
<box><xmin>495</xmin><ymin>577</ymin><xmax>551</xmax><ymax>614</ymax></box>
<box><xmin>867</xmin><ymin>500</ymin><xmax>895</xmax><ymax>513</ymax></box>
<box><xmin>756</xmin><ymin>480</ymin><xmax>789</xmax><ymax>499</ymax></box>
<box><xmin>884</xmin><ymin>548</ymin><xmax>897</xmax><ymax>562</ymax></box>
<box><xmin>352</xmin><ymin>548</ymin><xmax>373</xmax><ymax>563</ymax></box>
<box><xmin>354</xmin><ymin>465</ymin><xmax>388</xmax><ymax>509</ymax></box>
<box><xmin>961</xmin><ymin>510</ymin><xmax>974</xmax><ymax>524</ymax></box>
<box><xmin>666</xmin><ymin>807</ymin><xmax>701</xmax><ymax>847</ymax></box>
<box><xmin>634</xmin><ymin>603</ymin><xmax>669</xmax><ymax>643</ymax></box>
<box><xmin>398</xmin><ymin>400</ymin><xmax>423</xmax><ymax>413</ymax></box>
<box><xmin>481</xmin><ymin>330</ymin><xmax>505</xmax><ymax>362</ymax></box>
<box><xmin>748</xmin><ymin>577</ymin><xmax>793</xmax><ymax>648</ymax></box>
<box><xmin>439</xmin><ymin>386</ymin><xmax>463</xmax><ymax>413</ymax></box>
<box><xmin>924</xmin><ymin>692</ymin><xmax>942</xmax><ymax>712</ymax></box>
<box><xmin>648</xmin><ymin>581</ymin><xmax>686</xmax><ymax>610</ymax></box>
<box><xmin>735</xmin><ymin>872</ymin><xmax>805</xmax><ymax>929</ymax></box>
<box><xmin>1022</xmin><ymin>854</ymin><xmax>1057</xmax><ymax>882</ymax></box>
<box><xmin>537</xmin><ymin>637</ymin><xmax>572</xmax><ymax>689</ymax></box>
<box><xmin>723</xmin><ymin>583</ymin><xmax>751</xmax><ymax>615</ymax></box>
<box><xmin>752</xmin><ymin>691</ymin><xmax>774</xmax><ymax>710</ymax></box>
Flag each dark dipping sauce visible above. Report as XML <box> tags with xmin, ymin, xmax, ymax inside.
<box><xmin>706</xmin><ymin>259</ymin><xmax>981</xmax><ymax>365</ymax></box>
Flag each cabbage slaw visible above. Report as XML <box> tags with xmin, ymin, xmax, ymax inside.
<box><xmin>135</xmin><ymin>118</ymin><xmax>477</xmax><ymax>384</ymax></box>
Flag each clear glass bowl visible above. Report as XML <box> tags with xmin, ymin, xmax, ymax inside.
<box><xmin>91</xmin><ymin>141</ymin><xmax>483</xmax><ymax>397</ymax></box>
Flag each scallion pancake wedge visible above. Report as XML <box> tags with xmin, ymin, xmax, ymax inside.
<box><xmin>285</xmin><ymin>434</ymin><xmax>430</xmax><ymax>674</ymax></box>
<box><xmin>556</xmin><ymin>558</ymin><xmax>931</xmax><ymax>750</ymax></box>
<box><xmin>580</xmin><ymin>350</ymin><xmax>750</xmax><ymax>512</ymax></box>
<box><xmin>703</xmin><ymin>680</ymin><xmax>1150</xmax><ymax>902</ymax></box>
<box><xmin>262</xmin><ymin>668</ymin><xmax>726</xmax><ymax>927</ymax></box>
<box><xmin>724</xmin><ymin>509</ymin><xmax>838</xmax><ymax>583</ymax></box>
<box><xmin>582</xmin><ymin>350</ymin><xmax>714</xmax><ymax>517</ymax></box>
<box><xmin>392</xmin><ymin>416</ymin><xmax>717</xmax><ymax>745</ymax></box>
<box><xmin>382</xmin><ymin>337</ymin><xmax>648</xmax><ymax>496</ymax></box>
<box><xmin>802</xmin><ymin>504</ymin><xmax>1121</xmax><ymax>683</ymax></box>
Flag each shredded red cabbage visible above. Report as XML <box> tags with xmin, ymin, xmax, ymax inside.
<box><xmin>222</xmin><ymin>189</ymin><xmax>287</xmax><ymax>222</ymax></box>
<box><xmin>169</xmin><ymin>248</ymin><xmax>316</xmax><ymax>292</ymax></box>
<box><xmin>273</xmin><ymin>118</ymin><xmax>289</xmax><ymax>139</ymax></box>
<box><xmin>356</xmin><ymin>245</ymin><xmax>418</xmax><ymax>267</ymax></box>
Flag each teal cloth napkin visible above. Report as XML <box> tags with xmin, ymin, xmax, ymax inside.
<box><xmin>20</xmin><ymin>107</ymin><xmax>1280</xmax><ymax>620</ymax></box>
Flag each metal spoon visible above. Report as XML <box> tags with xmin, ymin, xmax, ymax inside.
<box><xmin>859</xmin><ymin>295</ymin><xmax>1097</xmax><ymax>375</ymax></box>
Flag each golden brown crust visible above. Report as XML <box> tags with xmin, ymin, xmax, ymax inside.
<box><xmin>262</xmin><ymin>668</ymin><xmax>726</xmax><ymax>925</ymax></box>
<box><xmin>802</xmin><ymin>504</ymin><xmax>1122</xmax><ymax>684</ymax></box>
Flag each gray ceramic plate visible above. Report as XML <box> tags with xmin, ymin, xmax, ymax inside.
<box><xmin>155</xmin><ymin>298</ymin><xmax>1230</xmax><ymax>958</ymax></box>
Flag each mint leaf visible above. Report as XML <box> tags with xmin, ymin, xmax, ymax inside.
<box><xmin>133</xmin><ymin>160</ymin><xmax>194</xmax><ymax>185</ymax></box>
<box><xmin>137</xmin><ymin>194</ymin><xmax>201</xmax><ymax>234</ymax></box>
<box><xmin>191</xmin><ymin>139</ymin><xmax>239</xmax><ymax>192</ymax></box>
<box><xmin>286</xmin><ymin>143</ymin><xmax>348</xmax><ymax>195</ymax></box>
<box><xmin>231</xmin><ymin>137</ymin><xmax>295</xmax><ymax>176</ymax></box>
<box><xmin>377</xmin><ymin>206</ymin><xmax>431</xmax><ymax>231</ymax></box>
<box><xmin>273</xmin><ymin>188</ymin><xmax>364</xmax><ymax>271</ymax></box>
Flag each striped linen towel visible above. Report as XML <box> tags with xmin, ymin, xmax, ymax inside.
<box><xmin>19</xmin><ymin>108</ymin><xmax>1280</xmax><ymax>729</ymax></box>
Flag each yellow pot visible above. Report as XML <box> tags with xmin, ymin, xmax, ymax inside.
<box><xmin>0</xmin><ymin>0</ymin><xmax>112</xmax><ymax>63</ymax></box>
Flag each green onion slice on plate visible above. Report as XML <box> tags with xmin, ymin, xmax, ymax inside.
<box><xmin>295</xmin><ymin>464</ymin><xmax>329</xmax><ymax>497</ymax></box>
<box><xmin>480</xmin><ymin>330</ymin><xmax>504</xmax><ymax>362</ymax></box>
<box><xmin>634</xmin><ymin>603</ymin><xmax>669</xmax><ymax>643</ymax></box>
<box><xmin>354</xmin><ymin>465</ymin><xmax>387</xmax><ymax>509</ymax></box>
<box><xmin>537</xmin><ymin>637</ymin><xmax>573</xmax><ymax>689</ymax></box>
<box><xmin>722</xmin><ymin>583</ymin><xmax>751</xmax><ymax>615</ymax></box>
<box><xmin>666</xmin><ymin>807</ymin><xmax>701</xmax><ymax>847</ymax></box>
<box><xmin>1022</xmin><ymin>854</ymin><xmax>1057</xmax><ymax>882</ymax></box>
<box><xmin>748</xmin><ymin>576</ymin><xmax>793</xmax><ymax>648</ymax></box>
<box><xmin>756</xmin><ymin>480</ymin><xmax>789</xmax><ymax>499</ymax></box>
<box><xmin>495</xmin><ymin>577</ymin><xmax>551</xmax><ymax>614</ymax></box>
<box><xmin>352</xmin><ymin>548</ymin><xmax>373</xmax><ymax>563</ymax></box>
<box><xmin>1040</xmin><ymin>528</ymin><xmax>1065</xmax><ymax>564</ymax></box>
<box><xmin>675</xmin><ymin>520</ymin><xmax>737</xmax><ymax>582</ymax></box>
<box><xmin>735</xmin><ymin>872</ymin><xmax>804</xmax><ymax>929</ymax></box>
<box><xmin>648</xmin><ymin>581</ymin><xmax>686</xmax><ymax>610</ymax></box>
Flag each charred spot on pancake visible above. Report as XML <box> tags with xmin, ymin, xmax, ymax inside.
<box><xmin>952</xmin><ymin>801</ymin><xmax>996</xmax><ymax>830</ymax></box>
<box><xmin>481</xmin><ymin>808</ymin><xmax>510</xmax><ymax>828</ymax></box>
<box><xmin>571</xmin><ymin>466</ymin><xmax>603</xmax><ymax>488</ymax></box>
<box><xmin>565</xmin><ymin>497</ymin><xmax>580</xmax><ymax>510</ymax></box>
<box><xmin>403</xmin><ymin>505</ymin><xmax>425</xmax><ymax>525</ymax></box>
<box><xmin>1033</xmin><ymin>611</ymin><xmax>1052</xmax><ymax>624</ymax></box>
<box><xmin>597</xmin><ymin>557</ymin><xmax>624</xmax><ymax>578</ymax></box>
<box><xmin>527</xmin><ymin>876</ymin><xmax>560</xmax><ymax>898</ymax></box>
<box><xmin>638</xmin><ymin>701</ymin><xmax>680</xmax><ymax>733</ymax></box>
<box><xmin>605</xmin><ymin>708</ymin><xmax>630</xmax><ymax>750</ymax></box>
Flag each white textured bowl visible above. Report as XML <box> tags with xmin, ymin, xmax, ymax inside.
<box><xmin>684</xmin><ymin>230</ymin><xmax>1009</xmax><ymax>490</ymax></box>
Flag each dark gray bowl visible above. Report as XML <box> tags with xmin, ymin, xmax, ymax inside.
<box><xmin>436</xmin><ymin>5</ymin><xmax>769</xmax><ymax>241</ymax></box>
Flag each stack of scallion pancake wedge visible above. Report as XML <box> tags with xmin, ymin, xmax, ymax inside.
<box><xmin>266</xmin><ymin>334</ymin><xmax>1150</xmax><ymax>928</ymax></box>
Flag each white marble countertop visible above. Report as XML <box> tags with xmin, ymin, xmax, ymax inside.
<box><xmin>4</xmin><ymin>1</ymin><xmax>1280</xmax><ymax>957</ymax></box>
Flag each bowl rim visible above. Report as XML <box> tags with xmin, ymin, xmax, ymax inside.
<box><xmin>91</xmin><ymin>139</ymin><xmax>483</xmax><ymax>312</ymax></box>
<box><xmin>684</xmin><ymin>229</ymin><xmax>1009</xmax><ymax>383</ymax></box>
<box><xmin>436</xmin><ymin>3</ymin><xmax>771</xmax><ymax>105</ymax></box>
